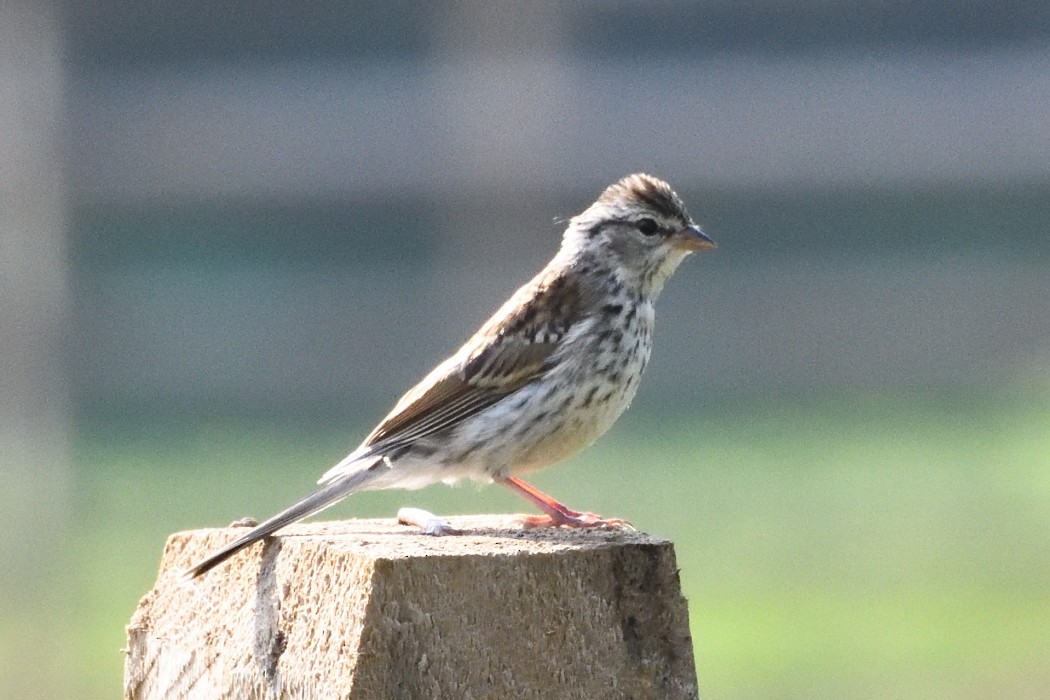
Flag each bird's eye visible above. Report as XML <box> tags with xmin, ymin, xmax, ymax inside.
<box><xmin>636</xmin><ymin>218</ymin><xmax>660</xmax><ymax>236</ymax></box>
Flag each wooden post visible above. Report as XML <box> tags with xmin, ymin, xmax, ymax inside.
<box><xmin>125</xmin><ymin>516</ymin><xmax>699</xmax><ymax>699</ymax></box>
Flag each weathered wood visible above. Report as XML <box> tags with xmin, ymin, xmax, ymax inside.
<box><xmin>125</xmin><ymin>516</ymin><xmax>698</xmax><ymax>699</ymax></box>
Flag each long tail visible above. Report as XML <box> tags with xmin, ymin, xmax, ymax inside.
<box><xmin>183</xmin><ymin>468</ymin><xmax>379</xmax><ymax>579</ymax></box>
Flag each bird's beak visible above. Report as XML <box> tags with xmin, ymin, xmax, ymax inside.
<box><xmin>672</xmin><ymin>224</ymin><xmax>717</xmax><ymax>251</ymax></box>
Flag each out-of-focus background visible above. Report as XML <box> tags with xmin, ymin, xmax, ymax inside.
<box><xmin>3</xmin><ymin>1</ymin><xmax>1049</xmax><ymax>697</ymax></box>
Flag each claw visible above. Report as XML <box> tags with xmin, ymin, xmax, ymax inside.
<box><xmin>515</xmin><ymin>511</ymin><xmax>632</xmax><ymax>529</ymax></box>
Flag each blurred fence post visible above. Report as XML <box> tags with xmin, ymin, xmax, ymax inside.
<box><xmin>125</xmin><ymin>517</ymin><xmax>699</xmax><ymax>699</ymax></box>
<box><xmin>0</xmin><ymin>1</ymin><xmax>72</xmax><ymax>697</ymax></box>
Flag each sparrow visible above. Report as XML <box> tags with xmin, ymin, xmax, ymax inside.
<box><xmin>185</xmin><ymin>173</ymin><xmax>715</xmax><ymax>578</ymax></box>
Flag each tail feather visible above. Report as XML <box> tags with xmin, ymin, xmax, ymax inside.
<box><xmin>182</xmin><ymin>469</ymin><xmax>378</xmax><ymax>579</ymax></box>
<box><xmin>318</xmin><ymin>445</ymin><xmax>377</xmax><ymax>485</ymax></box>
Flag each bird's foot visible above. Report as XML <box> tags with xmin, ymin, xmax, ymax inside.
<box><xmin>515</xmin><ymin>510</ymin><xmax>633</xmax><ymax>530</ymax></box>
<box><xmin>498</xmin><ymin>475</ymin><xmax>632</xmax><ymax>530</ymax></box>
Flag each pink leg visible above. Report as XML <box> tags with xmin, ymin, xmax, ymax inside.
<box><xmin>498</xmin><ymin>476</ymin><xmax>631</xmax><ymax>529</ymax></box>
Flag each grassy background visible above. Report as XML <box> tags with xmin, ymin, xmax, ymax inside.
<box><xmin>69</xmin><ymin>389</ymin><xmax>1050</xmax><ymax>698</ymax></box>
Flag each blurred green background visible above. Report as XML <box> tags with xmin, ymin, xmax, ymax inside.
<box><xmin>3</xmin><ymin>2</ymin><xmax>1050</xmax><ymax>698</ymax></box>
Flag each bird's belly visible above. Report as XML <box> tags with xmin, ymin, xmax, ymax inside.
<box><xmin>509</xmin><ymin>389</ymin><xmax>634</xmax><ymax>474</ymax></box>
<box><xmin>383</xmin><ymin>383</ymin><xmax>634</xmax><ymax>489</ymax></box>
<box><xmin>427</xmin><ymin>308</ymin><xmax>654</xmax><ymax>480</ymax></box>
<box><xmin>480</xmin><ymin>347</ymin><xmax>650</xmax><ymax>475</ymax></box>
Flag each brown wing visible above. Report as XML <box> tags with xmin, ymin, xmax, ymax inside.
<box><xmin>360</xmin><ymin>269</ymin><xmax>588</xmax><ymax>454</ymax></box>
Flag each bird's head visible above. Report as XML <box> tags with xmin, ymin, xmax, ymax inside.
<box><xmin>562</xmin><ymin>173</ymin><xmax>716</xmax><ymax>298</ymax></box>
